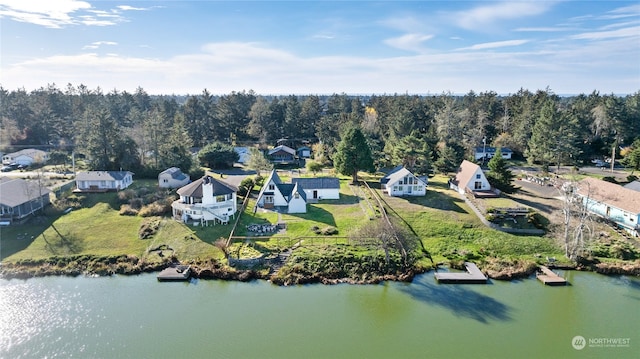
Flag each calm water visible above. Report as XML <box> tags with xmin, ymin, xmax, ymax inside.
<box><xmin>1</xmin><ymin>270</ymin><xmax>638</xmax><ymax>359</ymax></box>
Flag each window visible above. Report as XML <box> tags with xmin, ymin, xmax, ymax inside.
<box><xmin>265</xmin><ymin>195</ymin><xmax>274</xmax><ymax>203</ymax></box>
<box><xmin>216</xmin><ymin>195</ymin><xmax>226</xmax><ymax>202</ymax></box>
<box><xmin>393</xmin><ymin>186</ymin><xmax>398</xmax><ymax>191</ymax></box>
<box><xmin>294</xmin><ymin>192</ymin><xmax>299</xmax><ymax>199</ymax></box>
<box><xmin>414</xmin><ymin>186</ymin><xmax>420</xmax><ymax>191</ymax></box>
<box><xmin>474</xmin><ymin>181</ymin><xmax>482</xmax><ymax>190</ymax></box>
<box><xmin>163</xmin><ymin>179</ymin><xmax>168</xmax><ymax>183</ymax></box>
<box><xmin>476</xmin><ymin>174</ymin><xmax>481</xmax><ymax>179</ymax></box>
<box><xmin>398</xmin><ymin>186</ymin><xmax>403</xmax><ymax>191</ymax></box>
<box><xmin>268</xmin><ymin>184</ymin><xmax>275</xmax><ymax>190</ymax></box>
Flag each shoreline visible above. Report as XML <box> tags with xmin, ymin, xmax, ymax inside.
<box><xmin>1</xmin><ymin>256</ymin><xmax>639</xmax><ymax>283</ymax></box>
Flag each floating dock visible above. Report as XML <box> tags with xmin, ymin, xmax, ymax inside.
<box><xmin>157</xmin><ymin>265</ymin><xmax>191</xmax><ymax>281</ymax></box>
<box><xmin>434</xmin><ymin>262</ymin><xmax>487</xmax><ymax>284</ymax></box>
<box><xmin>536</xmin><ymin>266</ymin><xmax>567</xmax><ymax>286</ymax></box>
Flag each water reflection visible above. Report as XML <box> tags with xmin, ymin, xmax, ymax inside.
<box><xmin>400</xmin><ymin>277</ymin><xmax>512</xmax><ymax>323</ymax></box>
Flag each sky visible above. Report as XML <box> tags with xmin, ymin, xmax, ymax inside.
<box><xmin>0</xmin><ymin>0</ymin><xmax>639</xmax><ymax>95</ymax></box>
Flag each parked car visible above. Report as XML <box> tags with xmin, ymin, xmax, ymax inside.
<box><xmin>1</xmin><ymin>163</ymin><xmax>19</xmax><ymax>172</ymax></box>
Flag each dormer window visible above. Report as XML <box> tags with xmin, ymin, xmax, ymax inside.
<box><xmin>268</xmin><ymin>184</ymin><xmax>275</xmax><ymax>190</ymax></box>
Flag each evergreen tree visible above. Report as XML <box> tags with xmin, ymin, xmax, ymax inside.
<box><xmin>486</xmin><ymin>148</ymin><xmax>516</xmax><ymax>193</ymax></box>
<box><xmin>197</xmin><ymin>142</ymin><xmax>239</xmax><ymax>169</ymax></box>
<box><xmin>433</xmin><ymin>144</ymin><xmax>459</xmax><ymax>174</ymax></box>
<box><xmin>334</xmin><ymin>126</ymin><xmax>374</xmax><ymax>184</ymax></box>
<box><xmin>246</xmin><ymin>147</ymin><xmax>273</xmax><ymax>175</ymax></box>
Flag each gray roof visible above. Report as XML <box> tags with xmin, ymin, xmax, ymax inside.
<box><xmin>292</xmin><ymin>177</ymin><xmax>340</xmax><ymax>190</ymax></box>
<box><xmin>624</xmin><ymin>180</ymin><xmax>640</xmax><ymax>192</ymax></box>
<box><xmin>0</xmin><ymin>178</ymin><xmax>51</xmax><ymax>207</ymax></box>
<box><xmin>380</xmin><ymin>165</ymin><xmax>404</xmax><ymax>184</ymax></box>
<box><xmin>381</xmin><ymin>166</ymin><xmax>426</xmax><ymax>187</ymax></box>
<box><xmin>268</xmin><ymin>145</ymin><xmax>295</xmax><ymax>156</ymax></box>
<box><xmin>160</xmin><ymin>167</ymin><xmax>188</xmax><ymax>180</ymax></box>
<box><xmin>177</xmin><ymin>176</ymin><xmax>237</xmax><ymax>198</ymax></box>
<box><xmin>76</xmin><ymin>171</ymin><xmax>133</xmax><ymax>181</ymax></box>
<box><xmin>3</xmin><ymin>148</ymin><xmax>47</xmax><ymax>158</ymax></box>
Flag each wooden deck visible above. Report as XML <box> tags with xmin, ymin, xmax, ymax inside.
<box><xmin>157</xmin><ymin>265</ymin><xmax>191</xmax><ymax>281</ymax></box>
<box><xmin>536</xmin><ymin>266</ymin><xmax>567</xmax><ymax>286</ymax></box>
<box><xmin>434</xmin><ymin>262</ymin><xmax>488</xmax><ymax>284</ymax></box>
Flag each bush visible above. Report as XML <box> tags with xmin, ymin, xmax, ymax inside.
<box><xmin>321</xmin><ymin>226</ymin><xmax>339</xmax><ymax>235</ymax></box>
<box><xmin>139</xmin><ymin>218</ymin><xmax>161</xmax><ymax>239</ymax></box>
<box><xmin>627</xmin><ymin>175</ymin><xmax>638</xmax><ymax>182</ymax></box>
<box><xmin>139</xmin><ymin>201</ymin><xmax>170</xmax><ymax>217</ymax></box>
<box><xmin>118</xmin><ymin>189</ymin><xmax>136</xmax><ymax>203</ymax></box>
<box><xmin>119</xmin><ymin>204</ymin><xmax>139</xmax><ymax>216</ymax></box>
<box><xmin>602</xmin><ymin>176</ymin><xmax>617</xmax><ymax>183</ymax></box>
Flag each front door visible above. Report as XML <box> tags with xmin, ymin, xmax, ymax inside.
<box><xmin>313</xmin><ymin>190</ymin><xmax>318</xmax><ymax>199</ymax></box>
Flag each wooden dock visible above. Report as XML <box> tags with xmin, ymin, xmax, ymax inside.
<box><xmin>157</xmin><ymin>265</ymin><xmax>191</xmax><ymax>281</ymax></box>
<box><xmin>434</xmin><ymin>262</ymin><xmax>487</xmax><ymax>284</ymax></box>
<box><xmin>536</xmin><ymin>266</ymin><xmax>567</xmax><ymax>286</ymax></box>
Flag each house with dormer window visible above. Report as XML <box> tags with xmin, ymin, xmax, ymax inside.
<box><xmin>256</xmin><ymin>170</ymin><xmax>307</xmax><ymax>213</ymax></box>
<box><xmin>380</xmin><ymin>166</ymin><xmax>427</xmax><ymax>197</ymax></box>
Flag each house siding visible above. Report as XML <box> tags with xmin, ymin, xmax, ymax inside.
<box><xmin>582</xmin><ymin>197</ymin><xmax>640</xmax><ymax>236</ymax></box>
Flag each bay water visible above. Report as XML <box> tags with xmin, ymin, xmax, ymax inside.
<box><xmin>1</xmin><ymin>270</ymin><xmax>638</xmax><ymax>358</ymax></box>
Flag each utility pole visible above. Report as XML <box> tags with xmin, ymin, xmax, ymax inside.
<box><xmin>482</xmin><ymin>136</ymin><xmax>487</xmax><ymax>165</ymax></box>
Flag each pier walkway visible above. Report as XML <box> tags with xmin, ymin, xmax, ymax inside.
<box><xmin>434</xmin><ymin>262</ymin><xmax>487</xmax><ymax>284</ymax></box>
<box><xmin>536</xmin><ymin>266</ymin><xmax>567</xmax><ymax>286</ymax></box>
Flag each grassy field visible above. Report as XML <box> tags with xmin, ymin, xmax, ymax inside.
<box><xmin>377</xmin><ymin>175</ymin><xmax>563</xmax><ymax>264</ymax></box>
<box><xmin>2</xmin><ymin>172</ymin><xmax>566</xmax><ymax>270</ymax></box>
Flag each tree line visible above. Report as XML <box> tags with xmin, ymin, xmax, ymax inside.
<box><xmin>1</xmin><ymin>83</ymin><xmax>639</xmax><ymax>177</ymax></box>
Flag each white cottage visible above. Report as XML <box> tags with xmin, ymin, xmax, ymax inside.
<box><xmin>158</xmin><ymin>167</ymin><xmax>191</xmax><ymax>188</ymax></box>
<box><xmin>449</xmin><ymin>160</ymin><xmax>493</xmax><ymax>196</ymax></box>
<box><xmin>256</xmin><ymin>170</ymin><xmax>307</xmax><ymax>213</ymax></box>
<box><xmin>171</xmin><ymin>176</ymin><xmax>238</xmax><ymax>225</ymax></box>
<box><xmin>2</xmin><ymin>148</ymin><xmax>48</xmax><ymax>166</ymax></box>
<box><xmin>75</xmin><ymin>171</ymin><xmax>133</xmax><ymax>192</ymax></box>
<box><xmin>380</xmin><ymin>166</ymin><xmax>427</xmax><ymax>197</ymax></box>
<box><xmin>291</xmin><ymin>177</ymin><xmax>340</xmax><ymax>201</ymax></box>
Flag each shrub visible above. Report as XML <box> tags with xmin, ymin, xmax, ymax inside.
<box><xmin>119</xmin><ymin>204</ymin><xmax>139</xmax><ymax>216</ymax></box>
<box><xmin>321</xmin><ymin>226</ymin><xmax>339</xmax><ymax>235</ymax></box>
<box><xmin>139</xmin><ymin>218</ymin><xmax>161</xmax><ymax>239</ymax></box>
<box><xmin>627</xmin><ymin>174</ymin><xmax>638</xmax><ymax>182</ymax></box>
<box><xmin>139</xmin><ymin>201</ymin><xmax>170</xmax><ymax>217</ymax></box>
<box><xmin>602</xmin><ymin>176</ymin><xmax>617</xmax><ymax>183</ymax></box>
<box><xmin>118</xmin><ymin>189</ymin><xmax>136</xmax><ymax>203</ymax></box>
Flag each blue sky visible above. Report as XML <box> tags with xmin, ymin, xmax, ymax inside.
<box><xmin>1</xmin><ymin>0</ymin><xmax>638</xmax><ymax>95</ymax></box>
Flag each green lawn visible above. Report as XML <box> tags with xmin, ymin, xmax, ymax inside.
<box><xmin>378</xmin><ymin>175</ymin><xmax>563</xmax><ymax>263</ymax></box>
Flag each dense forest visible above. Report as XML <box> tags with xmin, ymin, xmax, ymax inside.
<box><xmin>1</xmin><ymin>84</ymin><xmax>639</xmax><ymax>177</ymax></box>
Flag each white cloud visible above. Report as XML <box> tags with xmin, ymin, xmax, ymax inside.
<box><xmin>384</xmin><ymin>33</ymin><xmax>434</xmax><ymax>53</ymax></box>
<box><xmin>571</xmin><ymin>26</ymin><xmax>640</xmax><ymax>40</ymax></box>
<box><xmin>515</xmin><ymin>27</ymin><xmax>574</xmax><ymax>32</ymax></box>
<box><xmin>117</xmin><ymin>5</ymin><xmax>150</xmax><ymax>12</ymax></box>
<box><xmin>82</xmin><ymin>41</ymin><xmax>118</xmax><ymax>50</ymax></box>
<box><xmin>0</xmin><ymin>0</ymin><xmax>91</xmax><ymax>28</ymax></box>
<box><xmin>2</xmin><ymin>41</ymin><xmax>637</xmax><ymax>95</ymax></box>
<box><xmin>453</xmin><ymin>1</ymin><xmax>554</xmax><ymax>30</ymax></box>
<box><xmin>0</xmin><ymin>0</ymin><xmax>136</xmax><ymax>28</ymax></box>
<box><xmin>458</xmin><ymin>39</ymin><xmax>530</xmax><ymax>51</ymax></box>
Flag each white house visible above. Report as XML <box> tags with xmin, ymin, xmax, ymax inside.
<box><xmin>75</xmin><ymin>171</ymin><xmax>133</xmax><ymax>192</ymax></box>
<box><xmin>291</xmin><ymin>177</ymin><xmax>341</xmax><ymax>201</ymax></box>
<box><xmin>380</xmin><ymin>166</ymin><xmax>427</xmax><ymax>197</ymax></box>
<box><xmin>449</xmin><ymin>160</ymin><xmax>494</xmax><ymax>196</ymax></box>
<box><xmin>576</xmin><ymin>177</ymin><xmax>640</xmax><ymax>237</ymax></box>
<box><xmin>2</xmin><ymin>148</ymin><xmax>49</xmax><ymax>166</ymax></box>
<box><xmin>256</xmin><ymin>170</ymin><xmax>307</xmax><ymax>213</ymax></box>
<box><xmin>172</xmin><ymin>176</ymin><xmax>238</xmax><ymax>225</ymax></box>
<box><xmin>158</xmin><ymin>167</ymin><xmax>191</xmax><ymax>188</ymax></box>
<box><xmin>474</xmin><ymin>147</ymin><xmax>513</xmax><ymax>161</ymax></box>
